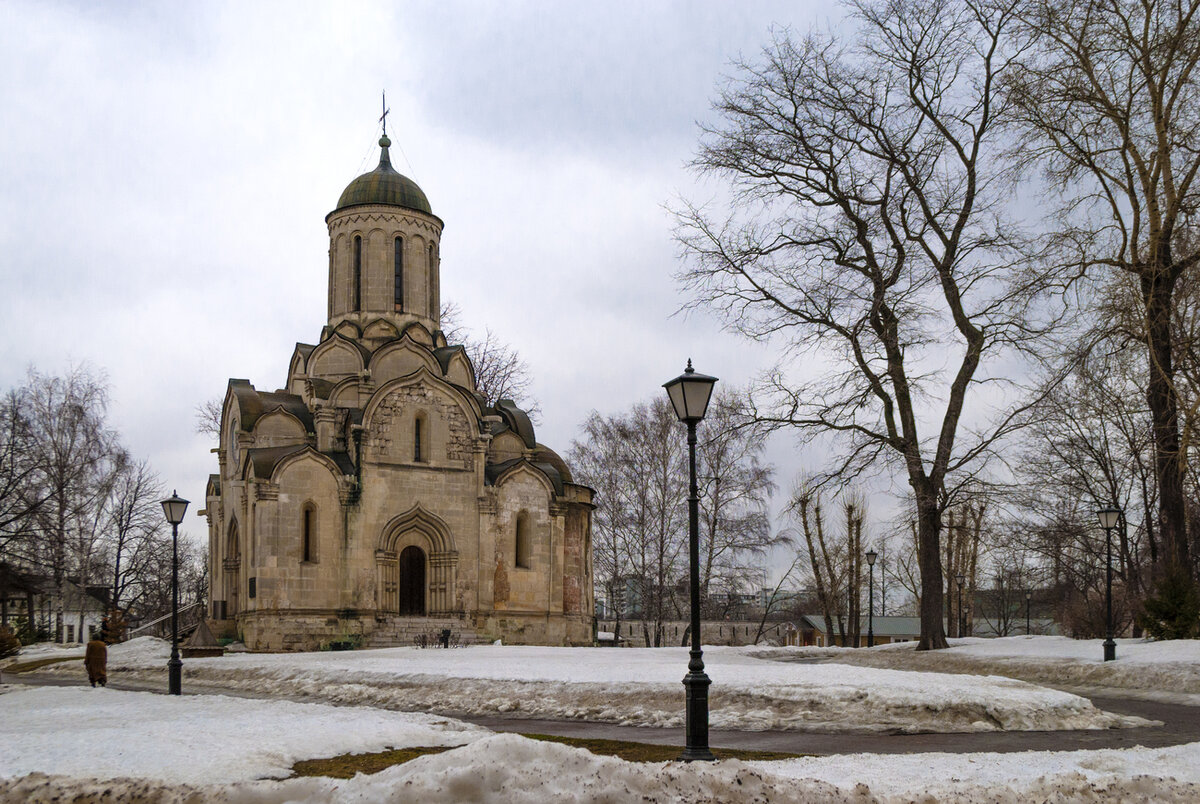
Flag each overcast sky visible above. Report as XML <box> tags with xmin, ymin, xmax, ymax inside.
<box><xmin>1</xmin><ymin>1</ymin><xmax>855</xmax><ymax>555</ymax></box>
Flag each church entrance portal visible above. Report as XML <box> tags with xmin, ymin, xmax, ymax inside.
<box><xmin>398</xmin><ymin>545</ymin><xmax>426</xmax><ymax>616</ymax></box>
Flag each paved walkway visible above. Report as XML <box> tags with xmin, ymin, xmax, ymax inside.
<box><xmin>7</xmin><ymin>669</ymin><xmax>1198</xmax><ymax>756</ymax></box>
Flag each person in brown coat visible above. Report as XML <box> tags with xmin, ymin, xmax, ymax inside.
<box><xmin>84</xmin><ymin>635</ymin><xmax>107</xmax><ymax>687</ymax></box>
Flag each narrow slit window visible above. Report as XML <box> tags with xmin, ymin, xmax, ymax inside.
<box><xmin>427</xmin><ymin>244</ymin><xmax>436</xmax><ymax>318</ymax></box>
<box><xmin>353</xmin><ymin>235</ymin><xmax>362</xmax><ymax>311</ymax></box>
<box><xmin>413</xmin><ymin>413</ymin><xmax>425</xmax><ymax>462</ymax></box>
<box><xmin>302</xmin><ymin>505</ymin><xmax>316</xmax><ymax>563</ymax></box>
<box><xmin>515</xmin><ymin>511</ymin><xmax>531</xmax><ymax>569</ymax></box>
<box><xmin>394</xmin><ymin>236</ymin><xmax>404</xmax><ymax>311</ymax></box>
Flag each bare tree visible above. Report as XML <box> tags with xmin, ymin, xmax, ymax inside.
<box><xmin>569</xmin><ymin>411</ymin><xmax>637</xmax><ymax>641</ymax></box>
<box><xmin>0</xmin><ymin>389</ymin><xmax>49</xmax><ymax>563</ymax></box>
<box><xmin>675</xmin><ymin>0</ymin><xmax>1053</xmax><ymax>648</ymax></box>
<box><xmin>695</xmin><ymin>388</ymin><xmax>781</xmax><ymax>613</ymax></box>
<box><xmin>194</xmin><ymin>398</ymin><xmax>222</xmax><ymax>438</ymax></box>
<box><xmin>784</xmin><ymin>482</ymin><xmax>869</xmax><ymax>645</ymax></box>
<box><xmin>23</xmin><ymin>366</ymin><xmax>120</xmax><ymax>641</ymax></box>
<box><xmin>441</xmin><ymin>301</ymin><xmax>541</xmax><ymax>421</ymax></box>
<box><xmin>102</xmin><ymin>459</ymin><xmax>166</xmax><ymax>613</ymax></box>
<box><xmin>1012</xmin><ymin>0</ymin><xmax>1200</xmax><ymax>595</ymax></box>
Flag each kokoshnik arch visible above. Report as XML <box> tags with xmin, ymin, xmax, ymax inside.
<box><xmin>202</xmin><ymin>132</ymin><xmax>595</xmax><ymax>650</ymax></box>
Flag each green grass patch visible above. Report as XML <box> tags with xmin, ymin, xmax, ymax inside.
<box><xmin>291</xmin><ymin>746</ymin><xmax>456</xmax><ymax>778</ymax></box>
<box><xmin>2</xmin><ymin>656</ymin><xmax>79</xmax><ymax>673</ymax></box>
<box><xmin>290</xmin><ymin>735</ymin><xmax>807</xmax><ymax>778</ymax></box>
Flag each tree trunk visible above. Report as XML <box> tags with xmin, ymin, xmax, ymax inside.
<box><xmin>1144</xmin><ymin>269</ymin><xmax>1190</xmax><ymax>575</ymax></box>
<box><xmin>915</xmin><ymin>492</ymin><xmax>948</xmax><ymax>650</ymax></box>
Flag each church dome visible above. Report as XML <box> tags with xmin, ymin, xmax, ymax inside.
<box><xmin>334</xmin><ymin>135</ymin><xmax>432</xmax><ymax>215</ymax></box>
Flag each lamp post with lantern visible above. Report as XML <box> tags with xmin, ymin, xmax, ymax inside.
<box><xmin>663</xmin><ymin>360</ymin><xmax>718</xmax><ymax>762</ymax></box>
<box><xmin>1025</xmin><ymin>589</ymin><xmax>1032</xmax><ymax>635</ymax></box>
<box><xmin>160</xmin><ymin>491</ymin><xmax>189</xmax><ymax>695</ymax></box>
<box><xmin>1096</xmin><ymin>505</ymin><xmax>1122</xmax><ymax>662</ymax></box>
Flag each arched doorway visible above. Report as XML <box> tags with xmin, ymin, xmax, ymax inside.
<box><xmin>398</xmin><ymin>545</ymin><xmax>426</xmax><ymax>616</ymax></box>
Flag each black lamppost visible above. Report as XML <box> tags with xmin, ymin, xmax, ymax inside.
<box><xmin>160</xmin><ymin>491</ymin><xmax>189</xmax><ymax>695</ymax></box>
<box><xmin>1096</xmin><ymin>505</ymin><xmax>1122</xmax><ymax>662</ymax></box>
<box><xmin>865</xmin><ymin>548</ymin><xmax>877</xmax><ymax>648</ymax></box>
<box><xmin>955</xmin><ymin>574</ymin><xmax>965</xmax><ymax>638</ymax></box>
<box><xmin>1025</xmin><ymin>589</ymin><xmax>1032</xmax><ymax>635</ymax></box>
<box><xmin>664</xmin><ymin>360</ymin><xmax>717</xmax><ymax>762</ymax></box>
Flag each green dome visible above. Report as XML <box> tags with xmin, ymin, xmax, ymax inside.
<box><xmin>334</xmin><ymin>135</ymin><xmax>432</xmax><ymax>215</ymax></box>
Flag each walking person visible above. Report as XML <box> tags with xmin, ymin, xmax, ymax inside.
<box><xmin>84</xmin><ymin>632</ymin><xmax>107</xmax><ymax>688</ymax></box>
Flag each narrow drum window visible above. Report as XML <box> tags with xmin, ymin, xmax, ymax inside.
<box><xmin>353</xmin><ymin>235</ymin><xmax>362</xmax><ymax>311</ymax></box>
<box><xmin>515</xmin><ymin>511</ymin><xmax>531</xmax><ymax>569</ymax></box>
<box><xmin>301</xmin><ymin>504</ymin><xmax>317</xmax><ymax>563</ymax></box>
<box><xmin>413</xmin><ymin>413</ymin><xmax>425</xmax><ymax>462</ymax></box>
<box><xmin>394</xmin><ymin>236</ymin><xmax>404</xmax><ymax>311</ymax></box>
<box><xmin>427</xmin><ymin>244</ymin><xmax>436</xmax><ymax>318</ymax></box>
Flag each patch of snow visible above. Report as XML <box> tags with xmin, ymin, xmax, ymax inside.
<box><xmin>751</xmin><ymin>636</ymin><xmax>1200</xmax><ymax>699</ymax></box>
<box><xmin>0</xmin><ymin>686</ymin><xmax>488</xmax><ymax>785</ymax></box>
<box><xmin>35</xmin><ymin>639</ymin><xmax>1149</xmax><ymax>734</ymax></box>
<box><xmin>0</xmin><ymin>690</ymin><xmax>1196</xmax><ymax>804</ymax></box>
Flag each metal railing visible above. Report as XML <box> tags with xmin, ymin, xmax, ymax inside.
<box><xmin>127</xmin><ymin>601</ymin><xmax>206</xmax><ymax>639</ymax></box>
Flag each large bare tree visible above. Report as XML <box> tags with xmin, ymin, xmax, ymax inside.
<box><xmin>676</xmin><ymin>0</ymin><xmax>1054</xmax><ymax>648</ymax></box>
<box><xmin>1012</xmin><ymin>0</ymin><xmax>1200</xmax><ymax>591</ymax></box>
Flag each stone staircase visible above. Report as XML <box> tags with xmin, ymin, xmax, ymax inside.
<box><xmin>365</xmin><ymin>615</ymin><xmax>479</xmax><ymax>648</ymax></box>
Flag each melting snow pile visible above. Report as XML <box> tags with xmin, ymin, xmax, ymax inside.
<box><xmin>0</xmin><ymin>686</ymin><xmax>1197</xmax><ymax>804</ymax></box>
<box><xmin>752</xmin><ymin>636</ymin><xmax>1200</xmax><ymax>702</ymax></box>
<box><xmin>44</xmin><ymin>641</ymin><xmax>1145</xmax><ymax>733</ymax></box>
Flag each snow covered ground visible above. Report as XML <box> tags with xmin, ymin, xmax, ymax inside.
<box><xmin>17</xmin><ymin>637</ymin><xmax>1151</xmax><ymax>733</ymax></box>
<box><xmin>0</xmin><ymin>685</ymin><xmax>1197</xmax><ymax>803</ymax></box>
<box><xmin>751</xmin><ymin>636</ymin><xmax>1200</xmax><ymax>704</ymax></box>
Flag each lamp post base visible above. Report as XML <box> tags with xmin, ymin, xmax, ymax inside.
<box><xmin>680</xmin><ymin>669</ymin><xmax>716</xmax><ymax>762</ymax></box>
<box><xmin>1103</xmin><ymin>639</ymin><xmax>1116</xmax><ymax>662</ymax></box>
<box><xmin>168</xmin><ymin>657</ymin><xmax>182</xmax><ymax>695</ymax></box>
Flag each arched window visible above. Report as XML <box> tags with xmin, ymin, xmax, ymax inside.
<box><xmin>413</xmin><ymin>411</ymin><xmax>428</xmax><ymax>462</ymax></box>
<box><xmin>301</xmin><ymin>503</ymin><xmax>317</xmax><ymax>563</ymax></box>
<box><xmin>427</xmin><ymin>243</ymin><xmax>437</xmax><ymax>318</ymax></box>
<box><xmin>394</xmin><ymin>236</ymin><xmax>404</xmax><ymax>311</ymax></box>
<box><xmin>353</xmin><ymin>235</ymin><xmax>363</xmax><ymax>311</ymax></box>
<box><xmin>515</xmin><ymin>510</ymin><xmax>531</xmax><ymax>569</ymax></box>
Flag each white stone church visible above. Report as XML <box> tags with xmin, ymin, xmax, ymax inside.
<box><xmin>202</xmin><ymin>133</ymin><xmax>595</xmax><ymax>650</ymax></box>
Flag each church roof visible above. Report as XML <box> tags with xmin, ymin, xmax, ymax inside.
<box><xmin>333</xmin><ymin>134</ymin><xmax>432</xmax><ymax>216</ymax></box>
<box><xmin>228</xmin><ymin>381</ymin><xmax>314</xmax><ymax>434</ymax></box>
<box><xmin>485</xmin><ymin>458</ymin><xmax>565</xmax><ymax>496</ymax></box>
<box><xmin>246</xmin><ymin>445</ymin><xmax>355</xmax><ymax>479</ymax></box>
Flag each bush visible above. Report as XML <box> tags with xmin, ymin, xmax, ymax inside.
<box><xmin>0</xmin><ymin>625</ymin><xmax>21</xmax><ymax>659</ymax></box>
<box><xmin>1139</xmin><ymin>567</ymin><xmax>1200</xmax><ymax>640</ymax></box>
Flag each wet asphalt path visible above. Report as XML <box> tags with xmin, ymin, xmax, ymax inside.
<box><xmin>6</xmin><ymin>668</ymin><xmax>1198</xmax><ymax>756</ymax></box>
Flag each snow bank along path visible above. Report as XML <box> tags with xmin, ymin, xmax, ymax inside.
<box><xmin>1</xmin><ymin>687</ymin><xmax>1198</xmax><ymax>804</ymax></box>
<box><xmin>0</xmin><ymin>686</ymin><xmax>488</xmax><ymax>784</ymax></box>
<box><xmin>30</xmin><ymin>638</ymin><xmax>1149</xmax><ymax>734</ymax></box>
<box><xmin>751</xmin><ymin>636</ymin><xmax>1200</xmax><ymax>702</ymax></box>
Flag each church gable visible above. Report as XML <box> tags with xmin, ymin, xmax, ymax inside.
<box><xmin>369</xmin><ymin>338</ymin><xmax>440</xmax><ymax>384</ymax></box>
<box><xmin>442</xmin><ymin>348</ymin><xmax>475</xmax><ymax>391</ymax></box>
<box><xmin>309</xmin><ymin>335</ymin><xmax>367</xmax><ymax>378</ymax></box>
<box><xmin>490</xmin><ymin>431</ymin><xmax>526</xmax><ymax>463</ymax></box>
<box><xmin>251</xmin><ymin>410</ymin><xmax>309</xmax><ymax>452</ymax></box>
<box><xmin>364</xmin><ymin>373</ymin><xmax>476</xmax><ymax>469</ymax></box>
<box><xmin>362</xmin><ymin>318</ymin><xmax>400</xmax><ymax>342</ymax></box>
